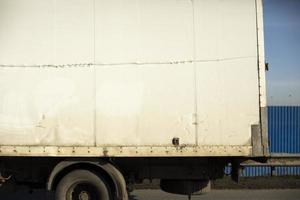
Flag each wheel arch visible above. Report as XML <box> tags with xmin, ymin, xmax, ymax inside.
<box><xmin>47</xmin><ymin>159</ymin><xmax>128</xmax><ymax>200</ymax></box>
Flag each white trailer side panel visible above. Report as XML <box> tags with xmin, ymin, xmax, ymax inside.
<box><xmin>0</xmin><ymin>68</ymin><xmax>95</xmax><ymax>146</ymax></box>
<box><xmin>0</xmin><ymin>0</ymin><xmax>266</xmax><ymax>156</ymax></box>
<box><xmin>95</xmin><ymin>0</ymin><xmax>196</xmax><ymax>146</ymax></box>
<box><xmin>193</xmin><ymin>0</ymin><xmax>260</xmax><ymax>145</ymax></box>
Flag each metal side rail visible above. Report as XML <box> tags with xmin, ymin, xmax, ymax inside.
<box><xmin>242</xmin><ymin>154</ymin><xmax>300</xmax><ymax>166</ymax></box>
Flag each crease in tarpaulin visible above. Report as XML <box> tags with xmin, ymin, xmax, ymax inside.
<box><xmin>0</xmin><ymin>56</ymin><xmax>256</xmax><ymax>68</ymax></box>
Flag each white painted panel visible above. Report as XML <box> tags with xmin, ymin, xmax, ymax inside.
<box><xmin>95</xmin><ymin>0</ymin><xmax>194</xmax><ymax>63</ymax></box>
<box><xmin>196</xmin><ymin>58</ymin><xmax>259</xmax><ymax>145</ymax></box>
<box><xmin>193</xmin><ymin>0</ymin><xmax>259</xmax><ymax>146</ymax></box>
<box><xmin>0</xmin><ymin>0</ymin><xmax>53</xmax><ymax>64</ymax></box>
<box><xmin>49</xmin><ymin>0</ymin><xmax>94</xmax><ymax>64</ymax></box>
<box><xmin>0</xmin><ymin>68</ymin><xmax>94</xmax><ymax>146</ymax></box>
<box><xmin>193</xmin><ymin>0</ymin><xmax>257</xmax><ymax>60</ymax></box>
<box><xmin>0</xmin><ymin>0</ymin><xmax>93</xmax><ymax>65</ymax></box>
<box><xmin>96</xmin><ymin>64</ymin><xmax>196</xmax><ymax>146</ymax></box>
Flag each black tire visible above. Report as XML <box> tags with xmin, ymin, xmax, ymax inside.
<box><xmin>55</xmin><ymin>169</ymin><xmax>112</xmax><ymax>200</ymax></box>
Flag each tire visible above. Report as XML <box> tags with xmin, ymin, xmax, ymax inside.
<box><xmin>55</xmin><ymin>169</ymin><xmax>112</xmax><ymax>200</ymax></box>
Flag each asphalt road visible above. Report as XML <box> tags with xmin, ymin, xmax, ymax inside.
<box><xmin>0</xmin><ymin>189</ymin><xmax>300</xmax><ymax>200</ymax></box>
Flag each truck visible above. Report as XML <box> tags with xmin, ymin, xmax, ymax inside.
<box><xmin>0</xmin><ymin>0</ymin><xmax>269</xmax><ymax>199</ymax></box>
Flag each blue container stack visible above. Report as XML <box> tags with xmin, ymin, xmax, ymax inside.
<box><xmin>227</xmin><ymin>106</ymin><xmax>300</xmax><ymax>177</ymax></box>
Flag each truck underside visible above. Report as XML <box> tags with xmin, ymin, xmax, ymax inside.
<box><xmin>0</xmin><ymin>156</ymin><xmax>242</xmax><ymax>199</ymax></box>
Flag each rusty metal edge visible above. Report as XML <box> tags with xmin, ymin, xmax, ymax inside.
<box><xmin>0</xmin><ymin>145</ymin><xmax>252</xmax><ymax>157</ymax></box>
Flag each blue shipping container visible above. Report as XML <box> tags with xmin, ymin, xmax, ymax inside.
<box><xmin>226</xmin><ymin>106</ymin><xmax>300</xmax><ymax>177</ymax></box>
<box><xmin>268</xmin><ymin>106</ymin><xmax>300</xmax><ymax>154</ymax></box>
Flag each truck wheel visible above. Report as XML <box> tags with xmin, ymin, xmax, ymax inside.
<box><xmin>55</xmin><ymin>169</ymin><xmax>111</xmax><ymax>200</ymax></box>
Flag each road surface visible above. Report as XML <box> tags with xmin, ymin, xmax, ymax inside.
<box><xmin>0</xmin><ymin>189</ymin><xmax>299</xmax><ymax>200</ymax></box>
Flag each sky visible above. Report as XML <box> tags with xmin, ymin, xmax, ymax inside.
<box><xmin>264</xmin><ymin>0</ymin><xmax>300</xmax><ymax>106</ymax></box>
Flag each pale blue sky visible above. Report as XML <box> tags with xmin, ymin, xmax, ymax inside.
<box><xmin>264</xmin><ymin>0</ymin><xmax>300</xmax><ymax>105</ymax></box>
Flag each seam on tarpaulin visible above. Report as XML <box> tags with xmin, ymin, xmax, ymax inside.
<box><xmin>0</xmin><ymin>56</ymin><xmax>256</xmax><ymax>68</ymax></box>
<box><xmin>93</xmin><ymin>0</ymin><xmax>97</xmax><ymax>147</ymax></box>
<box><xmin>191</xmin><ymin>0</ymin><xmax>198</xmax><ymax>146</ymax></box>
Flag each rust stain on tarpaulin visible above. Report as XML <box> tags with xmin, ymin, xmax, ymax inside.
<box><xmin>35</xmin><ymin>115</ymin><xmax>59</xmax><ymax>144</ymax></box>
<box><xmin>103</xmin><ymin>147</ymin><xmax>109</xmax><ymax>157</ymax></box>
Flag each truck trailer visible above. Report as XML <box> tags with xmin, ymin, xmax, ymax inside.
<box><xmin>0</xmin><ymin>0</ymin><xmax>268</xmax><ymax>199</ymax></box>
